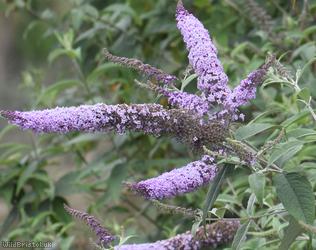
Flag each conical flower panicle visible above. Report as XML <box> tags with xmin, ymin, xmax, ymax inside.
<box><xmin>176</xmin><ymin>0</ymin><xmax>231</xmax><ymax>105</ymax></box>
<box><xmin>227</xmin><ymin>69</ymin><xmax>267</xmax><ymax>110</ymax></box>
<box><xmin>103</xmin><ymin>48</ymin><xmax>177</xmax><ymax>85</ymax></box>
<box><xmin>128</xmin><ymin>155</ymin><xmax>217</xmax><ymax>200</ymax></box>
<box><xmin>225</xmin><ymin>58</ymin><xmax>274</xmax><ymax>117</ymax></box>
<box><xmin>64</xmin><ymin>204</ymin><xmax>115</xmax><ymax>247</ymax></box>
<box><xmin>0</xmin><ymin>104</ymin><xmax>170</xmax><ymax>135</ymax></box>
<box><xmin>1</xmin><ymin>105</ymin><xmax>228</xmax><ymax>151</ymax></box>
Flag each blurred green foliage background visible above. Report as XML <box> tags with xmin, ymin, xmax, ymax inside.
<box><xmin>0</xmin><ymin>0</ymin><xmax>315</xmax><ymax>249</ymax></box>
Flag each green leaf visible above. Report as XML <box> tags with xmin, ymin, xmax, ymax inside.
<box><xmin>181</xmin><ymin>73</ymin><xmax>197</xmax><ymax>91</ymax></box>
<box><xmin>53</xmin><ymin>196</ymin><xmax>72</xmax><ymax>222</ymax></box>
<box><xmin>297</xmin><ymin>56</ymin><xmax>316</xmax><ymax>81</ymax></box>
<box><xmin>232</xmin><ymin>220</ymin><xmax>251</xmax><ymax>250</ymax></box>
<box><xmin>78</xmin><ymin>158</ymin><xmax>126</xmax><ymax>180</ymax></box>
<box><xmin>274</xmin><ymin>172</ymin><xmax>315</xmax><ymax>224</ymax></box>
<box><xmin>202</xmin><ymin>166</ymin><xmax>228</xmax><ymax>225</ymax></box>
<box><xmin>0</xmin><ymin>125</ymin><xmax>15</xmax><ymax>141</ymax></box>
<box><xmin>17</xmin><ymin>162</ymin><xmax>38</xmax><ymax>194</ymax></box>
<box><xmin>246</xmin><ymin>193</ymin><xmax>256</xmax><ymax>216</ymax></box>
<box><xmin>231</xmin><ymin>42</ymin><xmax>252</xmax><ymax>59</ymax></box>
<box><xmin>217</xmin><ymin>194</ymin><xmax>241</xmax><ymax>206</ymax></box>
<box><xmin>59</xmin><ymin>236</ymin><xmax>74</xmax><ymax>250</ymax></box>
<box><xmin>87</xmin><ymin>62</ymin><xmax>122</xmax><ymax>83</ymax></box>
<box><xmin>63</xmin><ymin>134</ymin><xmax>102</xmax><ymax>146</ymax></box>
<box><xmin>48</xmin><ymin>48</ymin><xmax>81</xmax><ymax>63</ymax></box>
<box><xmin>281</xmin><ymin>110</ymin><xmax>310</xmax><ymax>128</ymax></box>
<box><xmin>286</xmin><ymin>128</ymin><xmax>316</xmax><ymax>139</ymax></box>
<box><xmin>297</xmin><ymin>87</ymin><xmax>311</xmax><ymax>102</ymax></box>
<box><xmin>191</xmin><ymin>220</ymin><xmax>202</xmax><ymax>237</ymax></box>
<box><xmin>0</xmin><ymin>206</ymin><xmax>19</xmax><ymax>238</ymax></box>
<box><xmin>36</xmin><ymin>79</ymin><xmax>80</xmax><ymax>105</ymax></box>
<box><xmin>31</xmin><ymin>211</ymin><xmax>53</xmax><ymax>228</ymax></box>
<box><xmin>23</xmin><ymin>20</ymin><xmax>41</xmax><ymax>40</ymax></box>
<box><xmin>31</xmin><ymin>172</ymin><xmax>55</xmax><ymax>200</ymax></box>
<box><xmin>40</xmin><ymin>9</ymin><xmax>54</xmax><ymax>20</ymax></box>
<box><xmin>55</xmin><ymin>171</ymin><xmax>82</xmax><ymax>196</ymax></box>
<box><xmin>262</xmin><ymin>77</ymin><xmax>295</xmax><ymax>89</ymax></box>
<box><xmin>248</xmin><ymin>173</ymin><xmax>265</xmax><ymax>206</ymax></box>
<box><xmin>235</xmin><ymin>123</ymin><xmax>276</xmax><ymax>140</ymax></box>
<box><xmin>99</xmin><ymin>160</ymin><xmax>129</xmax><ymax>203</ymax></box>
<box><xmin>48</xmin><ymin>48</ymin><xmax>68</xmax><ymax>63</ymax></box>
<box><xmin>279</xmin><ymin>216</ymin><xmax>303</xmax><ymax>250</ymax></box>
<box><xmin>268</xmin><ymin>140</ymin><xmax>303</xmax><ymax>167</ymax></box>
<box><xmin>303</xmin><ymin>25</ymin><xmax>316</xmax><ymax>38</ymax></box>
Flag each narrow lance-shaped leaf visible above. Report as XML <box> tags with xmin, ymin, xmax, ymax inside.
<box><xmin>231</xmin><ymin>220</ymin><xmax>251</xmax><ymax>250</ymax></box>
<box><xmin>202</xmin><ymin>165</ymin><xmax>228</xmax><ymax>225</ymax></box>
<box><xmin>235</xmin><ymin>123</ymin><xmax>276</xmax><ymax>140</ymax></box>
<box><xmin>279</xmin><ymin>216</ymin><xmax>303</xmax><ymax>250</ymax></box>
<box><xmin>268</xmin><ymin>140</ymin><xmax>304</xmax><ymax>167</ymax></box>
<box><xmin>246</xmin><ymin>193</ymin><xmax>256</xmax><ymax>216</ymax></box>
<box><xmin>248</xmin><ymin>173</ymin><xmax>265</xmax><ymax>206</ymax></box>
<box><xmin>273</xmin><ymin>172</ymin><xmax>315</xmax><ymax>225</ymax></box>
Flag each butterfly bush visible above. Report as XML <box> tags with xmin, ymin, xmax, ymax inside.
<box><xmin>0</xmin><ymin>1</ymin><xmax>272</xmax><ymax>248</ymax></box>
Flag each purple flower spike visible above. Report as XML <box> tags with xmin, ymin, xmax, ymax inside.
<box><xmin>176</xmin><ymin>1</ymin><xmax>231</xmax><ymax>105</ymax></box>
<box><xmin>1</xmin><ymin>105</ymin><xmax>228</xmax><ymax>151</ymax></box>
<box><xmin>226</xmin><ymin>68</ymin><xmax>268</xmax><ymax>110</ymax></box>
<box><xmin>64</xmin><ymin>204</ymin><xmax>115</xmax><ymax>247</ymax></box>
<box><xmin>129</xmin><ymin>155</ymin><xmax>217</xmax><ymax>200</ymax></box>
<box><xmin>114</xmin><ymin>220</ymin><xmax>240</xmax><ymax>250</ymax></box>
<box><xmin>158</xmin><ymin>87</ymin><xmax>210</xmax><ymax>116</ymax></box>
<box><xmin>0</xmin><ymin>104</ymin><xmax>171</xmax><ymax>135</ymax></box>
<box><xmin>103</xmin><ymin>48</ymin><xmax>177</xmax><ymax>85</ymax></box>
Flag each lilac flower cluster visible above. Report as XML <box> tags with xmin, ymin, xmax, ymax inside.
<box><xmin>103</xmin><ymin>48</ymin><xmax>177</xmax><ymax>85</ymax></box>
<box><xmin>129</xmin><ymin>155</ymin><xmax>217</xmax><ymax>200</ymax></box>
<box><xmin>0</xmin><ymin>104</ymin><xmax>226</xmax><ymax>151</ymax></box>
<box><xmin>0</xmin><ymin>104</ymin><xmax>170</xmax><ymax>135</ymax></box>
<box><xmin>176</xmin><ymin>0</ymin><xmax>232</xmax><ymax>106</ymax></box>
<box><xmin>227</xmin><ymin>68</ymin><xmax>268</xmax><ymax>110</ymax></box>
<box><xmin>64</xmin><ymin>204</ymin><xmax>115</xmax><ymax>247</ymax></box>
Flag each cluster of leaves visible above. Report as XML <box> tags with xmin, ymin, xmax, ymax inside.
<box><xmin>0</xmin><ymin>0</ymin><xmax>315</xmax><ymax>249</ymax></box>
